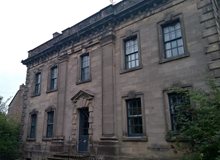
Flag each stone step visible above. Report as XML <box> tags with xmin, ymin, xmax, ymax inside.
<box><xmin>48</xmin><ymin>157</ymin><xmax>65</xmax><ymax>160</ymax></box>
<box><xmin>54</xmin><ymin>153</ymin><xmax>90</xmax><ymax>158</ymax></box>
<box><xmin>48</xmin><ymin>153</ymin><xmax>92</xmax><ymax>160</ymax></box>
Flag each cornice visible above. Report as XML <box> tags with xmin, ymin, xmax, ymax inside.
<box><xmin>22</xmin><ymin>0</ymin><xmax>170</xmax><ymax>66</ymax></box>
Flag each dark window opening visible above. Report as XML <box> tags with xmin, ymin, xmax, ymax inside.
<box><xmin>80</xmin><ymin>54</ymin><xmax>90</xmax><ymax>81</ymax></box>
<box><xmin>34</xmin><ymin>73</ymin><xmax>41</xmax><ymax>95</ymax></box>
<box><xmin>162</xmin><ymin>21</ymin><xmax>184</xmax><ymax>59</ymax></box>
<box><xmin>46</xmin><ymin>111</ymin><xmax>54</xmax><ymax>138</ymax></box>
<box><xmin>50</xmin><ymin>66</ymin><xmax>58</xmax><ymax>90</ymax></box>
<box><xmin>30</xmin><ymin>114</ymin><xmax>37</xmax><ymax>138</ymax></box>
<box><xmin>168</xmin><ymin>92</ymin><xmax>190</xmax><ymax>131</ymax></box>
<box><xmin>124</xmin><ymin>37</ymin><xmax>139</xmax><ymax>69</ymax></box>
<box><xmin>126</xmin><ymin>98</ymin><xmax>143</xmax><ymax>136</ymax></box>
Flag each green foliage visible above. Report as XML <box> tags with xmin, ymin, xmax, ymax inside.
<box><xmin>173</xmin><ymin>81</ymin><xmax>220</xmax><ymax>160</ymax></box>
<box><xmin>0</xmin><ymin>96</ymin><xmax>11</xmax><ymax>114</ymax></box>
<box><xmin>0</xmin><ymin>97</ymin><xmax>21</xmax><ymax>160</ymax></box>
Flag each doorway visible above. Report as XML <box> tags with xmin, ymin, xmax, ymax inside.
<box><xmin>78</xmin><ymin>108</ymin><xmax>89</xmax><ymax>152</ymax></box>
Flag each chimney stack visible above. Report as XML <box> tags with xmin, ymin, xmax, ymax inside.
<box><xmin>53</xmin><ymin>32</ymin><xmax>60</xmax><ymax>38</ymax></box>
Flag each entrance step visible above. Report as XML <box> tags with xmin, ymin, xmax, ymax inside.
<box><xmin>48</xmin><ymin>153</ymin><xmax>91</xmax><ymax>160</ymax></box>
<box><xmin>48</xmin><ymin>157</ymin><xmax>65</xmax><ymax>160</ymax></box>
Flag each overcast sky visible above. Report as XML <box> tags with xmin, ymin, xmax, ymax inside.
<box><xmin>0</xmin><ymin>0</ymin><xmax>121</xmax><ymax>101</ymax></box>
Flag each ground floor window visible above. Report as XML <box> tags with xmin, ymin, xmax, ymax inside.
<box><xmin>126</xmin><ymin>98</ymin><xmax>143</xmax><ymax>136</ymax></box>
<box><xmin>168</xmin><ymin>92</ymin><xmax>190</xmax><ymax>132</ymax></box>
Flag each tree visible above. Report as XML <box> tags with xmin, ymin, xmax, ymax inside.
<box><xmin>0</xmin><ymin>96</ymin><xmax>9</xmax><ymax>113</ymax></box>
<box><xmin>173</xmin><ymin>81</ymin><xmax>220</xmax><ymax>160</ymax></box>
<box><xmin>0</xmin><ymin>96</ymin><xmax>20</xmax><ymax>160</ymax></box>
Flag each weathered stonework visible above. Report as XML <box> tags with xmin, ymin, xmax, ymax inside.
<box><xmin>8</xmin><ymin>84</ymin><xmax>25</xmax><ymax>123</ymax></box>
<box><xmin>21</xmin><ymin>0</ymin><xmax>220</xmax><ymax>159</ymax></box>
<box><xmin>198</xmin><ymin>0</ymin><xmax>220</xmax><ymax>80</ymax></box>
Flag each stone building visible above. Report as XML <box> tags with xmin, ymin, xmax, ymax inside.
<box><xmin>21</xmin><ymin>0</ymin><xmax>220</xmax><ymax>159</ymax></box>
<box><xmin>8</xmin><ymin>84</ymin><xmax>25</xmax><ymax>123</ymax></box>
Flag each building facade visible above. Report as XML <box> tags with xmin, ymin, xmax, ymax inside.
<box><xmin>21</xmin><ymin>0</ymin><xmax>220</xmax><ymax>159</ymax></box>
<box><xmin>8</xmin><ymin>84</ymin><xmax>25</xmax><ymax>123</ymax></box>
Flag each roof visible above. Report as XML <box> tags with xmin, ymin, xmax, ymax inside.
<box><xmin>22</xmin><ymin>0</ymin><xmax>169</xmax><ymax>65</ymax></box>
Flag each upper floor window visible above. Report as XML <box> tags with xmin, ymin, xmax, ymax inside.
<box><xmin>46</xmin><ymin>111</ymin><xmax>54</xmax><ymax>138</ymax></box>
<box><xmin>49</xmin><ymin>66</ymin><xmax>58</xmax><ymax>91</ymax></box>
<box><xmin>80</xmin><ymin>53</ymin><xmax>90</xmax><ymax>82</ymax></box>
<box><xmin>158</xmin><ymin>15</ymin><xmax>189</xmax><ymax>63</ymax></box>
<box><xmin>124</xmin><ymin>37</ymin><xmax>139</xmax><ymax>69</ymax></box>
<box><xmin>168</xmin><ymin>92</ymin><xmax>190</xmax><ymax>132</ymax></box>
<box><xmin>30</xmin><ymin>114</ymin><xmax>37</xmax><ymax>139</ymax></box>
<box><xmin>34</xmin><ymin>73</ymin><xmax>41</xmax><ymax>95</ymax></box>
<box><xmin>126</xmin><ymin>98</ymin><xmax>143</xmax><ymax>136</ymax></box>
<box><xmin>163</xmin><ymin>21</ymin><xmax>184</xmax><ymax>59</ymax></box>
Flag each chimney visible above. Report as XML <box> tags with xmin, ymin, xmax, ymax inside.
<box><xmin>53</xmin><ymin>32</ymin><xmax>60</xmax><ymax>38</ymax></box>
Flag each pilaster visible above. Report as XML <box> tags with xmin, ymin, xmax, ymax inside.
<box><xmin>198</xmin><ymin>0</ymin><xmax>220</xmax><ymax>79</ymax></box>
<box><xmin>53</xmin><ymin>54</ymin><xmax>69</xmax><ymax>142</ymax></box>
<box><xmin>100</xmin><ymin>31</ymin><xmax>116</xmax><ymax>138</ymax></box>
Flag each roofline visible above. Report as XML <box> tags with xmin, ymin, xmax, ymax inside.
<box><xmin>22</xmin><ymin>0</ymin><xmax>170</xmax><ymax>65</ymax></box>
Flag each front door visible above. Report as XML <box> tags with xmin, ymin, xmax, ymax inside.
<box><xmin>78</xmin><ymin>108</ymin><xmax>89</xmax><ymax>152</ymax></box>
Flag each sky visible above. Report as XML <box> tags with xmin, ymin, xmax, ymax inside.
<box><xmin>0</xmin><ymin>0</ymin><xmax>121</xmax><ymax>101</ymax></box>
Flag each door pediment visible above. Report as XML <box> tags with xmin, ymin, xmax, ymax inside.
<box><xmin>71</xmin><ymin>90</ymin><xmax>94</xmax><ymax>103</ymax></box>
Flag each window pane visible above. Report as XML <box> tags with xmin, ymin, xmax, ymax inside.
<box><xmin>128</xmin><ymin>62</ymin><xmax>131</xmax><ymax>69</ymax></box>
<box><xmin>171</xmin><ymin>31</ymin><xmax>176</xmax><ymax>39</ymax></box>
<box><xmin>51</xmin><ymin>67</ymin><xmax>57</xmax><ymax>79</ymax></box>
<box><xmin>127</xmin><ymin>98</ymin><xmax>143</xmax><ymax>136</ymax></box>
<box><xmin>166</xmin><ymin>50</ymin><xmax>172</xmax><ymax>58</ymax></box>
<box><xmin>50</xmin><ymin>67</ymin><xmax>58</xmax><ymax>90</ymax></box>
<box><xmin>178</xmin><ymin>46</ymin><xmax>184</xmax><ymax>55</ymax></box>
<box><xmin>163</xmin><ymin>27</ymin><xmax>169</xmax><ymax>33</ymax></box>
<box><xmin>81</xmin><ymin>54</ymin><xmax>90</xmax><ymax>81</ymax></box>
<box><xmin>131</xmin><ymin>61</ymin><xmax>135</xmax><ymax>68</ymax></box>
<box><xmin>126</xmin><ymin>46</ymin><xmax>131</xmax><ymax>55</ymax></box>
<box><xmin>171</xmin><ymin>41</ymin><xmax>177</xmax><ymax>48</ymax></box>
<box><xmin>30</xmin><ymin>114</ymin><xmax>37</xmax><ymax>138</ymax></box>
<box><xmin>175</xmin><ymin>22</ymin><xmax>181</xmax><ymax>29</ymax></box>
<box><xmin>131</xmin><ymin>54</ymin><xmax>135</xmax><ymax>60</ymax></box>
<box><xmin>46</xmin><ymin>125</ymin><xmax>53</xmax><ymax>138</ymax></box>
<box><xmin>168</xmin><ymin>93</ymin><xmax>190</xmax><ymax>131</ymax></box>
<box><xmin>124</xmin><ymin>37</ymin><xmax>139</xmax><ymax>69</ymax></box>
<box><xmin>169</xmin><ymin>26</ymin><xmax>175</xmax><ymax>32</ymax></box>
<box><xmin>177</xmin><ymin>39</ymin><xmax>183</xmax><ymax>46</ymax></box>
<box><xmin>46</xmin><ymin>111</ymin><xmax>54</xmax><ymax>138</ymax></box>
<box><xmin>136</xmin><ymin>60</ymin><xmax>139</xmax><ymax>67</ymax></box>
<box><xmin>162</xmin><ymin>21</ymin><xmax>185</xmax><ymax>59</ymax></box>
<box><xmin>47</xmin><ymin>111</ymin><xmax>54</xmax><ymax>123</ymax></box>
<box><xmin>176</xmin><ymin>29</ymin><xmax>182</xmax><ymax>38</ymax></box>
<box><xmin>172</xmin><ymin>48</ymin><xmax>178</xmax><ymax>57</ymax></box>
<box><xmin>53</xmin><ymin>79</ymin><xmax>57</xmax><ymax>89</ymax></box>
<box><xmin>35</xmin><ymin>73</ymin><xmax>41</xmax><ymax>95</ymax></box>
<box><xmin>165</xmin><ymin>42</ymin><xmax>171</xmax><ymax>50</ymax></box>
<box><xmin>36</xmin><ymin>73</ymin><xmax>41</xmax><ymax>84</ymax></box>
<box><xmin>164</xmin><ymin>33</ymin><xmax>170</xmax><ymax>42</ymax></box>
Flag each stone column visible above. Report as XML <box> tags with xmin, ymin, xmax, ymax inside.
<box><xmin>100</xmin><ymin>31</ymin><xmax>115</xmax><ymax>137</ymax></box>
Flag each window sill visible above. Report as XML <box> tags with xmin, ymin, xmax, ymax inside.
<box><xmin>26</xmin><ymin>138</ymin><xmax>36</xmax><ymax>142</ymax></box>
<box><xmin>120</xmin><ymin>66</ymin><xmax>143</xmax><ymax>74</ymax></box>
<box><xmin>46</xmin><ymin>89</ymin><xmax>58</xmax><ymax>94</ymax></box>
<box><xmin>42</xmin><ymin>137</ymin><xmax>53</xmax><ymax>141</ymax></box>
<box><xmin>122</xmin><ymin>136</ymin><xmax>148</xmax><ymax>142</ymax></box>
<box><xmin>159</xmin><ymin>54</ymin><xmax>189</xmax><ymax>64</ymax></box>
<box><xmin>31</xmin><ymin>94</ymin><xmax>41</xmax><ymax>98</ymax></box>
<box><xmin>76</xmin><ymin>79</ymin><xmax>91</xmax><ymax>85</ymax></box>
